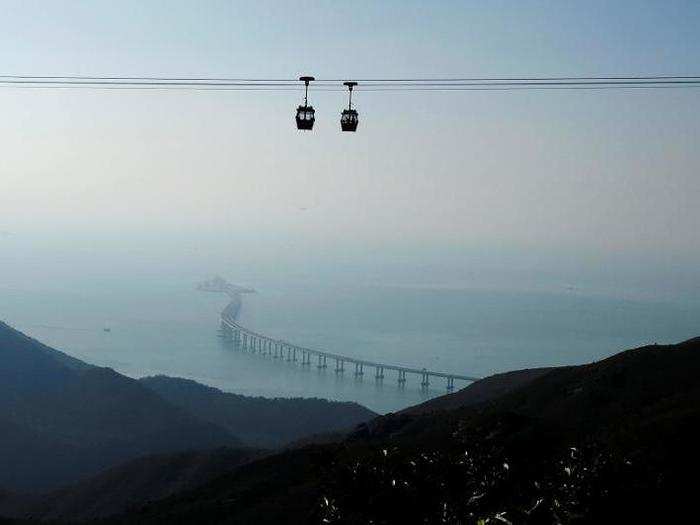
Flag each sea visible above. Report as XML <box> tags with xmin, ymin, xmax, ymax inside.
<box><xmin>1</xmin><ymin>279</ymin><xmax>698</xmax><ymax>413</ymax></box>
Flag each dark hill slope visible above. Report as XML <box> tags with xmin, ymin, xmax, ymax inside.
<box><xmin>0</xmin><ymin>320</ymin><xmax>91</xmax><ymax>372</ymax></box>
<box><xmin>401</xmin><ymin>367</ymin><xmax>553</xmax><ymax>415</ymax></box>
<box><xmin>140</xmin><ymin>376</ymin><xmax>377</xmax><ymax>447</ymax></box>
<box><xmin>0</xmin><ymin>321</ymin><xmax>83</xmax><ymax>398</ymax></box>
<box><xmin>109</xmin><ymin>337</ymin><xmax>700</xmax><ymax>524</ymax></box>
<box><xmin>0</xmin><ymin>320</ymin><xmax>377</xmax><ymax>505</ymax></box>
<box><xmin>0</xmin><ymin>448</ymin><xmax>260</xmax><ymax>522</ymax></box>
<box><xmin>0</xmin><ymin>322</ymin><xmax>239</xmax><ymax>492</ymax></box>
<box><xmin>473</xmin><ymin>337</ymin><xmax>700</xmax><ymax>446</ymax></box>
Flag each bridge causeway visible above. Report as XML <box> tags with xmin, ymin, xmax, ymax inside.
<box><xmin>201</xmin><ymin>279</ymin><xmax>480</xmax><ymax>392</ymax></box>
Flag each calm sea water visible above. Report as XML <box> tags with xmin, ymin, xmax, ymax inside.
<box><xmin>1</xmin><ymin>281</ymin><xmax>698</xmax><ymax>413</ymax></box>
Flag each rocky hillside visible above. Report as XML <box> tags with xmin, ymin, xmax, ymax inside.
<box><xmin>0</xmin><ymin>321</ymin><xmax>376</xmax><ymax>494</ymax></box>
<box><xmin>140</xmin><ymin>375</ymin><xmax>376</xmax><ymax>448</ymax></box>
<box><xmin>0</xmin><ymin>322</ymin><xmax>238</xmax><ymax>492</ymax></box>
<box><xmin>100</xmin><ymin>337</ymin><xmax>700</xmax><ymax>524</ymax></box>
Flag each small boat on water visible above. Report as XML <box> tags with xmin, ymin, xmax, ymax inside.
<box><xmin>103</xmin><ymin>327</ymin><xmax>111</xmax><ymax>333</ymax></box>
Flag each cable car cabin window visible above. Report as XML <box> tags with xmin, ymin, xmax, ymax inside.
<box><xmin>297</xmin><ymin>108</ymin><xmax>314</xmax><ymax>119</ymax></box>
<box><xmin>296</xmin><ymin>105</ymin><xmax>315</xmax><ymax>130</ymax></box>
<box><xmin>341</xmin><ymin>109</ymin><xmax>359</xmax><ymax>132</ymax></box>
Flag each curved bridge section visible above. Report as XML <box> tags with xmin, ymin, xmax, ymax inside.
<box><xmin>200</xmin><ymin>279</ymin><xmax>480</xmax><ymax>391</ymax></box>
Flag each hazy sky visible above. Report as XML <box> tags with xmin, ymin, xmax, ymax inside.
<box><xmin>0</xmin><ymin>1</ymin><xmax>698</xmax><ymax>296</ymax></box>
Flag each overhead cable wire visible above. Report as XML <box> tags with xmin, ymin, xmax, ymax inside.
<box><xmin>1</xmin><ymin>74</ymin><xmax>700</xmax><ymax>82</ymax></box>
<box><xmin>0</xmin><ymin>74</ymin><xmax>699</xmax><ymax>92</ymax></box>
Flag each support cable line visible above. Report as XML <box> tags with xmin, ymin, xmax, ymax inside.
<box><xmin>2</xmin><ymin>74</ymin><xmax>700</xmax><ymax>82</ymax></box>
<box><xmin>0</xmin><ymin>74</ymin><xmax>700</xmax><ymax>91</ymax></box>
<box><xmin>2</xmin><ymin>84</ymin><xmax>698</xmax><ymax>93</ymax></box>
<box><xmin>3</xmin><ymin>72</ymin><xmax>698</xmax><ymax>132</ymax></box>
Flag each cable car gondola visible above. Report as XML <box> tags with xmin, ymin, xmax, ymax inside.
<box><xmin>340</xmin><ymin>81</ymin><xmax>358</xmax><ymax>132</ymax></box>
<box><xmin>296</xmin><ymin>76</ymin><xmax>315</xmax><ymax>130</ymax></box>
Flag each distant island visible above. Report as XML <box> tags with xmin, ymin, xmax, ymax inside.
<box><xmin>197</xmin><ymin>276</ymin><xmax>255</xmax><ymax>321</ymax></box>
<box><xmin>196</xmin><ymin>276</ymin><xmax>256</xmax><ymax>294</ymax></box>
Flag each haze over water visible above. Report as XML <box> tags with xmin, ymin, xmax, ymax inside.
<box><xmin>1</xmin><ymin>250</ymin><xmax>697</xmax><ymax>413</ymax></box>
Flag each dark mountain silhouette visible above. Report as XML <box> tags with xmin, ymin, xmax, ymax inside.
<box><xmin>3</xmin><ymin>319</ymin><xmax>698</xmax><ymax>523</ymax></box>
<box><xmin>0</xmin><ymin>321</ymin><xmax>377</xmax><ymax>499</ymax></box>
<box><xmin>0</xmin><ymin>320</ymin><xmax>91</xmax><ymax>376</ymax></box>
<box><xmin>0</xmin><ymin>322</ymin><xmax>238</xmax><ymax>492</ymax></box>
<box><xmin>0</xmin><ymin>448</ymin><xmax>260</xmax><ymax>522</ymax></box>
<box><xmin>139</xmin><ymin>375</ymin><xmax>376</xmax><ymax>448</ymax></box>
<box><xmin>95</xmin><ymin>337</ymin><xmax>700</xmax><ymax>524</ymax></box>
<box><xmin>400</xmin><ymin>367</ymin><xmax>553</xmax><ymax>415</ymax></box>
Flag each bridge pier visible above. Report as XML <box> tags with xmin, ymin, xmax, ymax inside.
<box><xmin>242</xmin><ymin>333</ymin><xmax>248</xmax><ymax>351</ymax></box>
<box><xmin>446</xmin><ymin>376</ymin><xmax>455</xmax><ymax>391</ymax></box>
<box><xmin>335</xmin><ymin>359</ymin><xmax>345</xmax><ymax>374</ymax></box>
<box><xmin>375</xmin><ymin>366</ymin><xmax>384</xmax><ymax>381</ymax></box>
<box><xmin>354</xmin><ymin>363</ymin><xmax>364</xmax><ymax>377</ymax></box>
<box><xmin>397</xmin><ymin>370</ymin><xmax>406</xmax><ymax>386</ymax></box>
<box><xmin>420</xmin><ymin>372</ymin><xmax>430</xmax><ymax>390</ymax></box>
<box><xmin>219</xmin><ymin>322</ymin><xmax>233</xmax><ymax>342</ymax></box>
<box><xmin>292</xmin><ymin>347</ymin><xmax>297</xmax><ymax>362</ymax></box>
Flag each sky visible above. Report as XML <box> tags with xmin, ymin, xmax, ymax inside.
<box><xmin>0</xmin><ymin>1</ymin><xmax>698</xmax><ymax>297</ymax></box>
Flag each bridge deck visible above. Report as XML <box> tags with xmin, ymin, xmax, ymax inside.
<box><xmin>202</xmin><ymin>280</ymin><xmax>482</xmax><ymax>388</ymax></box>
<box><xmin>220</xmin><ymin>314</ymin><xmax>480</xmax><ymax>384</ymax></box>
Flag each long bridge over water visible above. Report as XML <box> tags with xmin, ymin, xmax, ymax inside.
<box><xmin>200</xmin><ymin>278</ymin><xmax>481</xmax><ymax>392</ymax></box>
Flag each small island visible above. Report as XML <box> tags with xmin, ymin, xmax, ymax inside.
<box><xmin>197</xmin><ymin>277</ymin><xmax>255</xmax><ymax>321</ymax></box>
<box><xmin>197</xmin><ymin>276</ymin><xmax>256</xmax><ymax>295</ymax></box>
